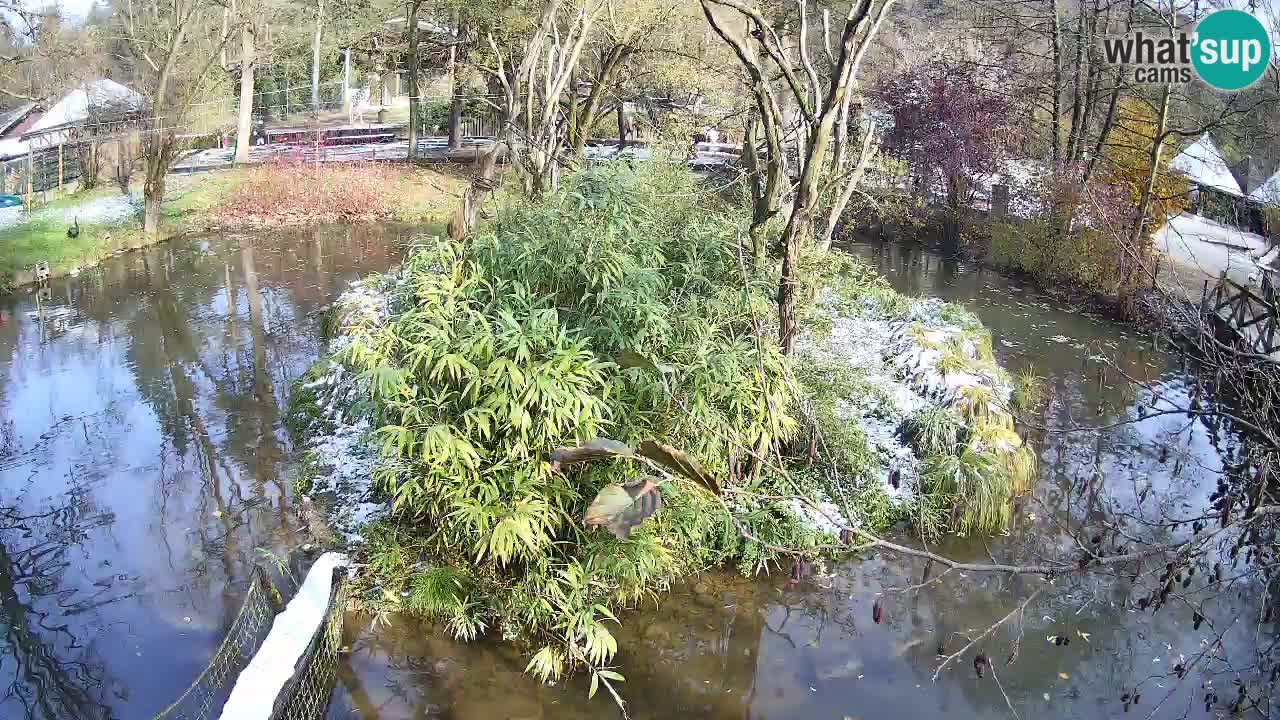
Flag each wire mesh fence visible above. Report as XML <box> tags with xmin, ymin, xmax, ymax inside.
<box><xmin>149</xmin><ymin>561</ymin><xmax>351</xmax><ymax>720</ymax></box>
<box><xmin>152</xmin><ymin>567</ymin><xmax>283</xmax><ymax>720</ymax></box>
<box><xmin>267</xmin><ymin>572</ymin><xmax>351</xmax><ymax>720</ymax></box>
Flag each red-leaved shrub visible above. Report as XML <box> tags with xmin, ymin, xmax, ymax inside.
<box><xmin>219</xmin><ymin>161</ymin><xmax>406</xmax><ymax>225</ymax></box>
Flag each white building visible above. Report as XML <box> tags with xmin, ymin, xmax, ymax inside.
<box><xmin>0</xmin><ymin>79</ymin><xmax>144</xmax><ymax>162</ymax></box>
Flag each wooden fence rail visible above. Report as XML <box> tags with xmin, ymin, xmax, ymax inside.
<box><xmin>1204</xmin><ymin>272</ymin><xmax>1280</xmax><ymax>358</ymax></box>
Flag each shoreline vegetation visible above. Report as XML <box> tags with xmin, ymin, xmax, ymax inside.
<box><xmin>0</xmin><ymin>163</ymin><xmax>466</xmax><ymax>289</ymax></box>
<box><xmin>287</xmin><ymin>162</ymin><xmax>1039</xmax><ymax>684</ymax></box>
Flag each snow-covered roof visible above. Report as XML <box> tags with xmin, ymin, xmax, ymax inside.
<box><xmin>1171</xmin><ymin>134</ymin><xmax>1244</xmax><ymax>197</ymax></box>
<box><xmin>382</xmin><ymin>17</ymin><xmax>455</xmax><ymax>36</ymax></box>
<box><xmin>1250</xmin><ymin>168</ymin><xmax>1280</xmax><ymax>206</ymax></box>
<box><xmin>0</xmin><ymin>103</ymin><xmax>37</xmax><ymax>136</ymax></box>
<box><xmin>0</xmin><ymin>137</ymin><xmax>29</xmax><ymax>160</ymax></box>
<box><xmin>27</xmin><ymin>79</ymin><xmax>143</xmax><ymax>135</ymax></box>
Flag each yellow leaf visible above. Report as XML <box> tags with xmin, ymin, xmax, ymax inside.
<box><xmin>1058</xmin><ymin>672</ymin><xmax>1069</xmax><ymax>680</ymax></box>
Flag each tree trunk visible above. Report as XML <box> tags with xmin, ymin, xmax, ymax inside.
<box><xmin>1128</xmin><ymin>83</ymin><xmax>1171</xmax><ymax>288</ymax></box>
<box><xmin>742</xmin><ymin>114</ymin><xmax>768</xmax><ymax>259</ymax></box>
<box><xmin>407</xmin><ymin>0</ymin><xmax>420</xmax><ymax>160</ymax></box>
<box><xmin>569</xmin><ymin>46</ymin><xmax>628</xmax><ymax>156</ymax></box>
<box><xmin>617</xmin><ymin>100</ymin><xmax>627</xmax><ymax>150</ymax></box>
<box><xmin>234</xmin><ymin>22</ymin><xmax>255</xmax><ymax>165</ymax></box>
<box><xmin>342</xmin><ymin>48</ymin><xmax>352</xmax><ymax>114</ymax></box>
<box><xmin>447</xmin><ymin>141</ymin><xmax>503</xmax><ymax>242</ymax></box>
<box><xmin>778</xmin><ymin>115</ymin><xmax>838</xmax><ymax>353</ymax></box>
<box><xmin>1083</xmin><ymin>0</ymin><xmax>1133</xmax><ymax>185</ymax></box>
<box><xmin>818</xmin><ymin>127</ymin><xmax>876</xmax><ymax>251</ymax></box>
<box><xmin>144</xmin><ymin>196</ymin><xmax>161</xmax><ymax>236</ymax></box>
<box><xmin>1049</xmin><ymin>0</ymin><xmax>1063</xmax><ymax>168</ymax></box>
<box><xmin>1064</xmin><ymin>4</ymin><xmax>1087</xmax><ymax>165</ymax></box>
<box><xmin>310</xmin><ymin>0</ymin><xmax>323</xmax><ymax>111</ymax></box>
<box><xmin>448</xmin><ymin>88</ymin><xmax>463</xmax><ymax>150</ymax></box>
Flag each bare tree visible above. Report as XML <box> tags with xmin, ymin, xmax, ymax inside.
<box><xmin>117</xmin><ymin>0</ymin><xmax>236</xmax><ymax>237</ymax></box>
<box><xmin>701</xmin><ymin>0</ymin><xmax>893</xmax><ymax>354</ymax></box>
<box><xmin>482</xmin><ymin>0</ymin><xmax>603</xmax><ymax>199</ymax></box>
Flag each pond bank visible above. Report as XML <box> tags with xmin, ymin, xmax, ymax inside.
<box><xmin>0</xmin><ymin>222</ymin><xmax>1263</xmax><ymax>720</ymax></box>
<box><xmin>0</xmin><ymin>164</ymin><xmax>464</xmax><ymax>289</ymax></box>
<box><xmin>849</xmin><ymin>221</ymin><xmax>1203</xmax><ymax>342</ymax></box>
<box><xmin>323</xmin><ymin>238</ymin><xmax>1261</xmax><ymax>720</ymax></box>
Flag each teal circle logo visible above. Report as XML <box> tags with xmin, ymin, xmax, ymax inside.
<box><xmin>1192</xmin><ymin>9</ymin><xmax>1272</xmax><ymax>91</ymax></box>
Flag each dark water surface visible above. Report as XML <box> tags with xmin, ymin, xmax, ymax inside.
<box><xmin>0</xmin><ymin>230</ymin><xmax>1263</xmax><ymax>720</ymax></box>
<box><xmin>0</xmin><ymin>224</ymin><xmax>411</xmax><ymax>719</ymax></box>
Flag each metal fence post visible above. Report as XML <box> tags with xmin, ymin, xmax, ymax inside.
<box><xmin>58</xmin><ymin>143</ymin><xmax>64</xmax><ymax>194</ymax></box>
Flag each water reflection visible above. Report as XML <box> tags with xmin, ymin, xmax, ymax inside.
<box><xmin>328</xmin><ymin>240</ymin><xmax>1264</xmax><ymax>720</ymax></box>
<box><xmin>0</xmin><ymin>224</ymin><xmax>412</xmax><ymax>719</ymax></box>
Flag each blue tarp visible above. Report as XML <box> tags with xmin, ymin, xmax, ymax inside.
<box><xmin>0</xmin><ymin>195</ymin><xmax>22</xmax><ymax>208</ymax></box>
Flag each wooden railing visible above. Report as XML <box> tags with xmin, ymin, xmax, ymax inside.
<box><xmin>1204</xmin><ymin>272</ymin><xmax>1280</xmax><ymax>357</ymax></box>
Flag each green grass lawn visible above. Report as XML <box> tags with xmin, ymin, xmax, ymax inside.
<box><xmin>0</xmin><ymin>163</ymin><xmax>463</xmax><ymax>288</ymax></box>
<box><xmin>0</xmin><ymin>173</ymin><xmax>240</xmax><ymax>286</ymax></box>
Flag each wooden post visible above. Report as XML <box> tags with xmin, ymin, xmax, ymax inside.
<box><xmin>57</xmin><ymin>144</ymin><xmax>63</xmax><ymax>194</ymax></box>
<box><xmin>25</xmin><ymin>150</ymin><xmax>32</xmax><ymax>208</ymax></box>
<box><xmin>991</xmin><ymin>184</ymin><xmax>1010</xmax><ymax>219</ymax></box>
<box><xmin>342</xmin><ymin>47</ymin><xmax>352</xmax><ymax>113</ymax></box>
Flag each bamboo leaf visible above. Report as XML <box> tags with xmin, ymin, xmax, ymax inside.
<box><xmin>615</xmin><ymin>347</ymin><xmax>658</xmax><ymax>372</ymax></box>
<box><xmin>583</xmin><ymin>479</ymin><xmax>664</xmax><ymax>539</ymax></box>
<box><xmin>638</xmin><ymin>441</ymin><xmax>720</xmax><ymax>495</ymax></box>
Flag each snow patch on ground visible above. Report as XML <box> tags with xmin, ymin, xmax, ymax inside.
<box><xmin>296</xmin><ymin>279</ymin><xmax>396</xmax><ymax>544</ymax></box>
<box><xmin>1154</xmin><ymin>213</ymin><xmax>1272</xmax><ymax>295</ymax></box>
<box><xmin>0</xmin><ymin>192</ymin><xmax>139</xmax><ymax>230</ymax></box>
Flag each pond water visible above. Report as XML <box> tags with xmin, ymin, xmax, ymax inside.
<box><xmin>0</xmin><ymin>230</ymin><xmax>1264</xmax><ymax>720</ymax></box>
<box><xmin>0</xmin><ymin>224</ymin><xmax>412</xmax><ymax>719</ymax></box>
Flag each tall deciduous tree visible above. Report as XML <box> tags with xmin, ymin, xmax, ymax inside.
<box><xmin>870</xmin><ymin>55</ymin><xmax>1023</xmax><ymax>226</ymax></box>
<box><xmin>310</xmin><ymin>0</ymin><xmax>324</xmax><ymax>110</ymax></box>
<box><xmin>229</xmin><ymin>0</ymin><xmax>269</xmax><ymax>165</ymax></box>
<box><xmin>115</xmin><ymin>0</ymin><xmax>234</xmax><ymax>236</ymax></box>
<box><xmin>701</xmin><ymin>0</ymin><xmax>893</xmax><ymax>354</ymax></box>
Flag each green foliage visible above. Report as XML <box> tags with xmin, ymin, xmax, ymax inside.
<box><xmin>794</xmin><ymin>246</ymin><xmax>911</xmax><ymax>320</ymax></box>
<box><xmin>293</xmin><ymin>451</ymin><xmax>320</xmax><ymax>496</ymax></box>
<box><xmin>920</xmin><ymin>447</ymin><xmax>1010</xmax><ymax>536</ymax></box>
<box><xmin>904</xmin><ymin>406</ymin><xmax>966</xmax><ymax>457</ymax></box>
<box><xmin>285</xmin><ymin>360</ymin><xmax>335</xmax><ymax>438</ymax></box>
<box><xmin>990</xmin><ymin>218</ymin><xmax>1131</xmax><ymax>295</ymax></box>
<box><xmin>1012</xmin><ymin>368</ymin><xmax>1046</xmax><ymax>413</ymax></box>
<box><xmin>342</xmin><ymin>163</ymin><xmax>802</xmax><ymax>679</ymax></box>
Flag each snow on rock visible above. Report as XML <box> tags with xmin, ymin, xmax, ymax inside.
<box><xmin>793</xmin><ymin>294</ymin><xmax>1015</xmax><ymax>536</ymax></box>
<box><xmin>218</xmin><ymin>552</ymin><xmax>349</xmax><ymax>720</ymax></box>
<box><xmin>296</xmin><ymin>279</ymin><xmax>398</xmax><ymax>544</ymax></box>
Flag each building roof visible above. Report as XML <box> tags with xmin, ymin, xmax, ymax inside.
<box><xmin>1251</xmin><ymin>168</ymin><xmax>1280</xmax><ymax>206</ymax></box>
<box><xmin>0</xmin><ymin>80</ymin><xmax>144</xmax><ymax>160</ymax></box>
<box><xmin>0</xmin><ymin>103</ymin><xmax>39</xmax><ymax>137</ymax></box>
<box><xmin>27</xmin><ymin>79</ymin><xmax>144</xmax><ymax>135</ymax></box>
<box><xmin>1171</xmin><ymin>134</ymin><xmax>1244</xmax><ymax>197</ymax></box>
